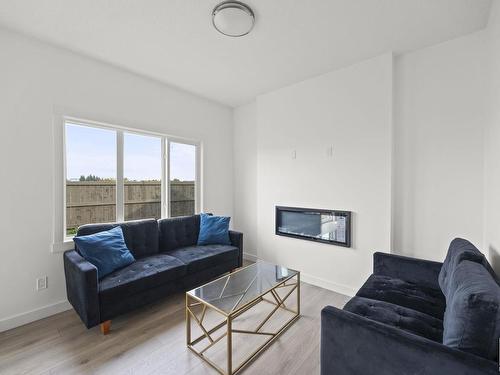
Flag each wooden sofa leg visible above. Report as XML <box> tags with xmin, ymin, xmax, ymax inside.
<box><xmin>100</xmin><ymin>320</ymin><xmax>111</xmax><ymax>335</ymax></box>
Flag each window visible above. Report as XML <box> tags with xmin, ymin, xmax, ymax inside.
<box><xmin>169</xmin><ymin>141</ymin><xmax>196</xmax><ymax>217</ymax></box>
<box><xmin>63</xmin><ymin>119</ymin><xmax>199</xmax><ymax>239</ymax></box>
<box><xmin>65</xmin><ymin>124</ymin><xmax>117</xmax><ymax>236</ymax></box>
<box><xmin>124</xmin><ymin>133</ymin><xmax>162</xmax><ymax>221</ymax></box>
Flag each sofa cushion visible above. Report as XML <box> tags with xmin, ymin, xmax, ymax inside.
<box><xmin>73</xmin><ymin>226</ymin><xmax>135</xmax><ymax>279</ymax></box>
<box><xmin>443</xmin><ymin>260</ymin><xmax>500</xmax><ymax>361</ymax></box>
<box><xmin>158</xmin><ymin>215</ymin><xmax>200</xmax><ymax>252</ymax></box>
<box><xmin>344</xmin><ymin>296</ymin><xmax>444</xmax><ymax>343</ymax></box>
<box><xmin>167</xmin><ymin>245</ymin><xmax>239</xmax><ymax>273</ymax></box>
<box><xmin>357</xmin><ymin>274</ymin><xmax>446</xmax><ymax>319</ymax></box>
<box><xmin>438</xmin><ymin>238</ymin><xmax>495</xmax><ymax>298</ymax></box>
<box><xmin>99</xmin><ymin>253</ymin><xmax>186</xmax><ymax>303</ymax></box>
<box><xmin>77</xmin><ymin>219</ymin><xmax>159</xmax><ymax>259</ymax></box>
<box><xmin>100</xmin><ymin>280</ymin><xmax>182</xmax><ymax>322</ymax></box>
<box><xmin>181</xmin><ymin>259</ymin><xmax>240</xmax><ymax>291</ymax></box>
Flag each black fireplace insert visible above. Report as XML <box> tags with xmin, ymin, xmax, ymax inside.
<box><xmin>275</xmin><ymin>206</ymin><xmax>351</xmax><ymax>247</ymax></box>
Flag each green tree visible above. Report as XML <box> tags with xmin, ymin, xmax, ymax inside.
<box><xmin>79</xmin><ymin>174</ymin><xmax>103</xmax><ymax>181</ymax></box>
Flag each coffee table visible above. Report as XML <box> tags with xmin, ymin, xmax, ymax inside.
<box><xmin>186</xmin><ymin>260</ymin><xmax>300</xmax><ymax>375</ymax></box>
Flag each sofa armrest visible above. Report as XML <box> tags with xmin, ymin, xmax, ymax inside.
<box><xmin>321</xmin><ymin>305</ymin><xmax>497</xmax><ymax>375</ymax></box>
<box><xmin>373</xmin><ymin>252</ymin><xmax>443</xmax><ymax>289</ymax></box>
<box><xmin>229</xmin><ymin>230</ymin><xmax>243</xmax><ymax>267</ymax></box>
<box><xmin>63</xmin><ymin>250</ymin><xmax>100</xmax><ymax>328</ymax></box>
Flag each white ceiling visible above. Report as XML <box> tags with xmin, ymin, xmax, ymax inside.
<box><xmin>0</xmin><ymin>0</ymin><xmax>493</xmax><ymax>107</ymax></box>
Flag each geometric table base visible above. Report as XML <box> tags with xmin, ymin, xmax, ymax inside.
<box><xmin>186</xmin><ymin>273</ymin><xmax>301</xmax><ymax>375</ymax></box>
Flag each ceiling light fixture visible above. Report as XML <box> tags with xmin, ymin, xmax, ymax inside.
<box><xmin>212</xmin><ymin>1</ymin><xmax>255</xmax><ymax>37</ymax></box>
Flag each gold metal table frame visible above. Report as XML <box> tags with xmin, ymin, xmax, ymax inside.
<box><xmin>186</xmin><ymin>266</ymin><xmax>300</xmax><ymax>375</ymax></box>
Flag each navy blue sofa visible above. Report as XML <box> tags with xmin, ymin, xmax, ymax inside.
<box><xmin>64</xmin><ymin>215</ymin><xmax>243</xmax><ymax>331</ymax></box>
<box><xmin>321</xmin><ymin>238</ymin><xmax>499</xmax><ymax>375</ymax></box>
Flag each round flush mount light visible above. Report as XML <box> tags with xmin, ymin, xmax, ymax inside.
<box><xmin>212</xmin><ymin>1</ymin><xmax>255</xmax><ymax>37</ymax></box>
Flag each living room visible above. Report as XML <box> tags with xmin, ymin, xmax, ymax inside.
<box><xmin>1</xmin><ymin>1</ymin><xmax>500</xmax><ymax>374</ymax></box>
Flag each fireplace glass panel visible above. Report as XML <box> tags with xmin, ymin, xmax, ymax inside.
<box><xmin>276</xmin><ymin>207</ymin><xmax>350</xmax><ymax>247</ymax></box>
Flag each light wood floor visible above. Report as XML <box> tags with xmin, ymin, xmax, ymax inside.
<box><xmin>0</xmin><ymin>268</ymin><xmax>349</xmax><ymax>375</ymax></box>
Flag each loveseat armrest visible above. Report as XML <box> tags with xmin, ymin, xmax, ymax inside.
<box><xmin>63</xmin><ymin>250</ymin><xmax>100</xmax><ymax>328</ymax></box>
<box><xmin>373</xmin><ymin>252</ymin><xmax>443</xmax><ymax>289</ymax></box>
<box><xmin>229</xmin><ymin>230</ymin><xmax>243</xmax><ymax>267</ymax></box>
<box><xmin>321</xmin><ymin>305</ymin><xmax>497</xmax><ymax>375</ymax></box>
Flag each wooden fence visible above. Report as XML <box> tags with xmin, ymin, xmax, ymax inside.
<box><xmin>66</xmin><ymin>181</ymin><xmax>194</xmax><ymax>233</ymax></box>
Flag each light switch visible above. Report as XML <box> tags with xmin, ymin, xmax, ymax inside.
<box><xmin>327</xmin><ymin>145</ymin><xmax>334</xmax><ymax>157</ymax></box>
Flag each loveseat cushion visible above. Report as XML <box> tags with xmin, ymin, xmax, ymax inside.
<box><xmin>438</xmin><ymin>238</ymin><xmax>496</xmax><ymax>298</ymax></box>
<box><xmin>357</xmin><ymin>274</ymin><xmax>446</xmax><ymax>319</ymax></box>
<box><xmin>98</xmin><ymin>253</ymin><xmax>186</xmax><ymax>303</ymax></box>
<box><xmin>443</xmin><ymin>260</ymin><xmax>500</xmax><ymax>361</ymax></box>
<box><xmin>344</xmin><ymin>296</ymin><xmax>444</xmax><ymax>343</ymax></box>
<box><xmin>167</xmin><ymin>245</ymin><xmax>239</xmax><ymax>273</ymax></box>
<box><xmin>158</xmin><ymin>215</ymin><xmax>200</xmax><ymax>252</ymax></box>
<box><xmin>77</xmin><ymin>219</ymin><xmax>159</xmax><ymax>259</ymax></box>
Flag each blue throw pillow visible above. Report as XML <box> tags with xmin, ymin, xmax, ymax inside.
<box><xmin>197</xmin><ymin>213</ymin><xmax>231</xmax><ymax>246</ymax></box>
<box><xmin>73</xmin><ymin>226</ymin><xmax>135</xmax><ymax>279</ymax></box>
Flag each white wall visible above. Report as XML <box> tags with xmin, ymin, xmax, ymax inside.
<box><xmin>484</xmin><ymin>1</ymin><xmax>500</xmax><ymax>271</ymax></box>
<box><xmin>233</xmin><ymin>102</ymin><xmax>258</xmax><ymax>256</ymax></box>
<box><xmin>233</xmin><ymin>30</ymin><xmax>494</xmax><ymax>294</ymax></box>
<box><xmin>233</xmin><ymin>55</ymin><xmax>393</xmax><ymax>295</ymax></box>
<box><xmin>0</xmin><ymin>28</ymin><xmax>233</xmax><ymax>331</ymax></box>
<box><xmin>393</xmin><ymin>32</ymin><xmax>487</xmax><ymax>261</ymax></box>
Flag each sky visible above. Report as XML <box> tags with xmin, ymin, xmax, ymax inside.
<box><xmin>66</xmin><ymin>123</ymin><xmax>196</xmax><ymax>181</ymax></box>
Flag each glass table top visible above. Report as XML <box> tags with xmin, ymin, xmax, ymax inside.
<box><xmin>187</xmin><ymin>260</ymin><xmax>299</xmax><ymax>314</ymax></box>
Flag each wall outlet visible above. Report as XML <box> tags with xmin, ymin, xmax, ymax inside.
<box><xmin>36</xmin><ymin>276</ymin><xmax>48</xmax><ymax>290</ymax></box>
<box><xmin>292</xmin><ymin>150</ymin><xmax>297</xmax><ymax>159</ymax></box>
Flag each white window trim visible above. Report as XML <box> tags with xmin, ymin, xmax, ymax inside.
<box><xmin>51</xmin><ymin>115</ymin><xmax>202</xmax><ymax>253</ymax></box>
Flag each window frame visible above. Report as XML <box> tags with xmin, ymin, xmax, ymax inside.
<box><xmin>53</xmin><ymin>116</ymin><xmax>201</xmax><ymax>252</ymax></box>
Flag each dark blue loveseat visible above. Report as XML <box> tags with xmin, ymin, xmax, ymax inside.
<box><xmin>64</xmin><ymin>215</ymin><xmax>243</xmax><ymax>331</ymax></box>
<box><xmin>321</xmin><ymin>238</ymin><xmax>499</xmax><ymax>375</ymax></box>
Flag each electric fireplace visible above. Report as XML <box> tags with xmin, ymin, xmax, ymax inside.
<box><xmin>275</xmin><ymin>206</ymin><xmax>351</xmax><ymax>247</ymax></box>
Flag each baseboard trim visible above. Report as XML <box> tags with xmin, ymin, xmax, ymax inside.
<box><xmin>0</xmin><ymin>300</ymin><xmax>72</xmax><ymax>333</ymax></box>
<box><xmin>300</xmin><ymin>273</ymin><xmax>356</xmax><ymax>297</ymax></box>
<box><xmin>242</xmin><ymin>253</ymin><xmax>356</xmax><ymax>297</ymax></box>
<box><xmin>243</xmin><ymin>252</ymin><xmax>259</xmax><ymax>262</ymax></box>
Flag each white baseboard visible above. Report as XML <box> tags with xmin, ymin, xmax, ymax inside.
<box><xmin>0</xmin><ymin>300</ymin><xmax>72</xmax><ymax>333</ymax></box>
<box><xmin>243</xmin><ymin>252</ymin><xmax>259</xmax><ymax>262</ymax></box>
<box><xmin>300</xmin><ymin>273</ymin><xmax>356</xmax><ymax>297</ymax></box>
<box><xmin>242</xmin><ymin>253</ymin><xmax>356</xmax><ymax>297</ymax></box>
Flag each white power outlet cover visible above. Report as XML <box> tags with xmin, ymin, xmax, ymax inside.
<box><xmin>36</xmin><ymin>277</ymin><xmax>48</xmax><ymax>290</ymax></box>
